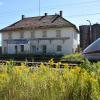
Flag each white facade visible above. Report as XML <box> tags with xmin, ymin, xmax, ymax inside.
<box><xmin>2</xmin><ymin>27</ymin><xmax>78</xmax><ymax>55</ymax></box>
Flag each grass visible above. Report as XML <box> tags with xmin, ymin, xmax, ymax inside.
<box><xmin>0</xmin><ymin>59</ymin><xmax>100</xmax><ymax>100</ymax></box>
<box><xmin>62</xmin><ymin>53</ymin><xmax>85</xmax><ymax>62</ymax></box>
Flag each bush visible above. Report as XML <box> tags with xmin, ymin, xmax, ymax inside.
<box><xmin>62</xmin><ymin>53</ymin><xmax>85</xmax><ymax>62</ymax></box>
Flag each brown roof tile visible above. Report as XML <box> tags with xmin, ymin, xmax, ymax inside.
<box><xmin>0</xmin><ymin>15</ymin><xmax>78</xmax><ymax>32</ymax></box>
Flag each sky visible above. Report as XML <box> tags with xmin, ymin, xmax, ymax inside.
<box><xmin>0</xmin><ymin>0</ymin><xmax>100</xmax><ymax>44</ymax></box>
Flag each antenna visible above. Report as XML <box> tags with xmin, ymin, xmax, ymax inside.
<box><xmin>39</xmin><ymin>0</ymin><xmax>40</xmax><ymax>16</ymax></box>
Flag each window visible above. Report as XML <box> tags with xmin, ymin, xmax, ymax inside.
<box><xmin>8</xmin><ymin>33</ymin><xmax>12</xmax><ymax>39</ymax></box>
<box><xmin>57</xmin><ymin>45</ymin><xmax>62</xmax><ymax>51</ymax></box>
<box><xmin>15</xmin><ymin>45</ymin><xmax>18</xmax><ymax>54</ymax></box>
<box><xmin>31</xmin><ymin>31</ymin><xmax>35</xmax><ymax>39</ymax></box>
<box><xmin>20</xmin><ymin>45</ymin><xmax>24</xmax><ymax>52</ymax></box>
<box><xmin>42</xmin><ymin>45</ymin><xmax>47</xmax><ymax>53</ymax></box>
<box><xmin>31</xmin><ymin>45</ymin><xmax>36</xmax><ymax>53</ymax></box>
<box><xmin>42</xmin><ymin>31</ymin><xmax>47</xmax><ymax>37</ymax></box>
<box><xmin>20</xmin><ymin>32</ymin><xmax>24</xmax><ymax>38</ymax></box>
<box><xmin>4</xmin><ymin>47</ymin><xmax>7</xmax><ymax>53</ymax></box>
<box><xmin>56</xmin><ymin>30</ymin><xmax>61</xmax><ymax>38</ymax></box>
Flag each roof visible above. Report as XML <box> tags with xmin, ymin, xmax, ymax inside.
<box><xmin>0</xmin><ymin>15</ymin><xmax>79</xmax><ymax>32</ymax></box>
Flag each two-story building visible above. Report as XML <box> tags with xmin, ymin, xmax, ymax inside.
<box><xmin>0</xmin><ymin>11</ymin><xmax>79</xmax><ymax>55</ymax></box>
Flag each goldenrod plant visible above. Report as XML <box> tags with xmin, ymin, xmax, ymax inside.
<box><xmin>0</xmin><ymin>60</ymin><xmax>100</xmax><ymax>100</ymax></box>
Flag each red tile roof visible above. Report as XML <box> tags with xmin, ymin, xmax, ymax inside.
<box><xmin>0</xmin><ymin>15</ymin><xmax>78</xmax><ymax>32</ymax></box>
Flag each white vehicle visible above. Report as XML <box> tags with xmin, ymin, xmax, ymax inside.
<box><xmin>83</xmin><ymin>38</ymin><xmax>100</xmax><ymax>60</ymax></box>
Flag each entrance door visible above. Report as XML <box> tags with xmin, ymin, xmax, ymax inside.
<box><xmin>15</xmin><ymin>45</ymin><xmax>18</xmax><ymax>54</ymax></box>
<box><xmin>4</xmin><ymin>47</ymin><xmax>7</xmax><ymax>54</ymax></box>
<box><xmin>31</xmin><ymin>45</ymin><xmax>36</xmax><ymax>54</ymax></box>
<box><xmin>20</xmin><ymin>45</ymin><xmax>24</xmax><ymax>53</ymax></box>
<box><xmin>42</xmin><ymin>45</ymin><xmax>47</xmax><ymax>54</ymax></box>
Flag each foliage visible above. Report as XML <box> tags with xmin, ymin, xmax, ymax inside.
<box><xmin>0</xmin><ymin>61</ymin><xmax>100</xmax><ymax>100</ymax></box>
<box><xmin>63</xmin><ymin>53</ymin><xmax>85</xmax><ymax>62</ymax></box>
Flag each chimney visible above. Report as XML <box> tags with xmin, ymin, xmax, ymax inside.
<box><xmin>22</xmin><ymin>15</ymin><xmax>25</xmax><ymax>20</ymax></box>
<box><xmin>59</xmin><ymin>11</ymin><xmax>63</xmax><ymax>17</ymax></box>
<box><xmin>44</xmin><ymin>13</ymin><xmax>47</xmax><ymax>16</ymax></box>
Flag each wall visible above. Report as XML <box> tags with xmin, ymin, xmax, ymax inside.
<box><xmin>2</xmin><ymin>27</ymin><xmax>78</xmax><ymax>55</ymax></box>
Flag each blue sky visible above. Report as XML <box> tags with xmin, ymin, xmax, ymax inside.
<box><xmin>0</xmin><ymin>0</ymin><xmax>100</xmax><ymax>29</ymax></box>
<box><xmin>0</xmin><ymin>0</ymin><xmax>100</xmax><ymax>44</ymax></box>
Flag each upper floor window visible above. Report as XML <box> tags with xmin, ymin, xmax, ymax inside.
<box><xmin>57</xmin><ymin>45</ymin><xmax>62</xmax><ymax>52</ymax></box>
<box><xmin>42</xmin><ymin>31</ymin><xmax>47</xmax><ymax>38</ymax></box>
<box><xmin>8</xmin><ymin>33</ymin><xmax>12</xmax><ymax>39</ymax></box>
<box><xmin>31</xmin><ymin>31</ymin><xmax>35</xmax><ymax>39</ymax></box>
<box><xmin>20</xmin><ymin>32</ymin><xmax>24</xmax><ymax>39</ymax></box>
<box><xmin>56</xmin><ymin>30</ymin><xmax>61</xmax><ymax>38</ymax></box>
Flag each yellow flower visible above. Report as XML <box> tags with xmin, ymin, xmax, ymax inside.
<box><xmin>0</xmin><ymin>73</ymin><xmax>8</xmax><ymax>79</ymax></box>
<box><xmin>73</xmin><ymin>67</ymin><xmax>81</xmax><ymax>74</ymax></box>
<box><xmin>63</xmin><ymin>64</ymin><xmax>69</xmax><ymax>68</ymax></box>
<box><xmin>13</xmin><ymin>66</ymin><xmax>30</xmax><ymax>75</ymax></box>
<box><xmin>48</xmin><ymin>59</ymin><xmax>54</xmax><ymax>66</ymax></box>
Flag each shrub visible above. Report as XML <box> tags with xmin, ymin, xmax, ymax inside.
<box><xmin>62</xmin><ymin>53</ymin><xmax>85</xmax><ymax>62</ymax></box>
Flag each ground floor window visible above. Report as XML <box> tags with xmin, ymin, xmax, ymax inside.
<box><xmin>4</xmin><ymin>47</ymin><xmax>7</xmax><ymax>53</ymax></box>
<box><xmin>31</xmin><ymin>45</ymin><xmax>36</xmax><ymax>53</ymax></box>
<box><xmin>15</xmin><ymin>45</ymin><xmax>18</xmax><ymax>54</ymax></box>
<box><xmin>57</xmin><ymin>45</ymin><xmax>62</xmax><ymax>52</ymax></box>
<box><xmin>42</xmin><ymin>45</ymin><xmax>47</xmax><ymax>54</ymax></box>
<box><xmin>20</xmin><ymin>45</ymin><xmax>24</xmax><ymax>52</ymax></box>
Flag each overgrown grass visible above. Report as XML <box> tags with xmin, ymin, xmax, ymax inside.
<box><xmin>62</xmin><ymin>53</ymin><xmax>85</xmax><ymax>62</ymax></box>
<box><xmin>0</xmin><ymin>60</ymin><xmax>100</xmax><ymax>100</ymax></box>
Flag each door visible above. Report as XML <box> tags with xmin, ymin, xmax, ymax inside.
<box><xmin>31</xmin><ymin>45</ymin><xmax>36</xmax><ymax>54</ymax></box>
<box><xmin>42</xmin><ymin>45</ymin><xmax>47</xmax><ymax>54</ymax></box>
<box><xmin>20</xmin><ymin>45</ymin><xmax>24</xmax><ymax>53</ymax></box>
<box><xmin>15</xmin><ymin>45</ymin><xmax>18</xmax><ymax>54</ymax></box>
<box><xmin>4</xmin><ymin>47</ymin><xmax>7</xmax><ymax>54</ymax></box>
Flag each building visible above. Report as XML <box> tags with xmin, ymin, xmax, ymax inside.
<box><xmin>0</xmin><ymin>11</ymin><xmax>79</xmax><ymax>55</ymax></box>
<box><xmin>79</xmin><ymin>23</ymin><xmax>100</xmax><ymax>50</ymax></box>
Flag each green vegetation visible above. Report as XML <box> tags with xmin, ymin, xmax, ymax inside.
<box><xmin>62</xmin><ymin>53</ymin><xmax>85</xmax><ymax>62</ymax></box>
<box><xmin>0</xmin><ymin>60</ymin><xmax>100</xmax><ymax>100</ymax></box>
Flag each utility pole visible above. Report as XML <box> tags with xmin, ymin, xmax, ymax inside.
<box><xmin>86</xmin><ymin>20</ymin><xmax>92</xmax><ymax>44</ymax></box>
